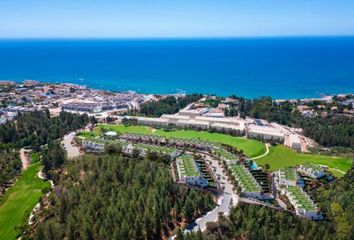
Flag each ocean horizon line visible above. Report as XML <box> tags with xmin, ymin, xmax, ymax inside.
<box><xmin>1</xmin><ymin>35</ymin><xmax>354</xmax><ymax>41</ymax></box>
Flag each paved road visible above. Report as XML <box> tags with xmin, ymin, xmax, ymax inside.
<box><xmin>62</xmin><ymin>132</ymin><xmax>82</xmax><ymax>159</ymax></box>
<box><xmin>189</xmin><ymin>154</ymin><xmax>239</xmax><ymax>232</ymax></box>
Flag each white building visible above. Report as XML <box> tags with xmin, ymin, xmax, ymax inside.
<box><xmin>285</xmin><ymin>186</ymin><xmax>322</xmax><ymax>220</ymax></box>
<box><xmin>297</xmin><ymin>163</ymin><xmax>326</xmax><ymax>179</ymax></box>
<box><xmin>136</xmin><ymin>116</ymin><xmax>169</xmax><ymax>127</ymax></box>
<box><xmin>178</xmin><ymin>108</ymin><xmax>208</xmax><ymax>117</ymax></box>
<box><xmin>247</xmin><ymin>124</ymin><xmax>285</xmax><ymax>141</ymax></box>
<box><xmin>175</xmin><ymin>119</ymin><xmax>209</xmax><ymax>130</ymax></box>
<box><xmin>160</xmin><ymin>114</ymin><xmax>190</xmax><ymax>123</ymax></box>
<box><xmin>176</xmin><ymin>155</ymin><xmax>208</xmax><ymax>187</ymax></box>
<box><xmin>210</xmin><ymin>122</ymin><xmax>244</xmax><ymax>132</ymax></box>
<box><xmin>82</xmin><ymin>140</ymin><xmax>105</xmax><ymax>151</ymax></box>
<box><xmin>231</xmin><ymin>164</ymin><xmax>263</xmax><ymax>199</ymax></box>
<box><xmin>276</xmin><ymin>168</ymin><xmax>297</xmax><ymax>187</ymax></box>
<box><xmin>286</xmin><ymin>134</ymin><xmax>302</xmax><ymax>150</ymax></box>
<box><xmin>194</xmin><ymin>116</ymin><xmax>242</xmax><ymax>126</ymax></box>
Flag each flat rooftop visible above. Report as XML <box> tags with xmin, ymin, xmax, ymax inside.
<box><xmin>231</xmin><ymin>165</ymin><xmax>261</xmax><ymax>193</ymax></box>
<box><xmin>280</xmin><ymin>168</ymin><xmax>297</xmax><ymax>181</ymax></box>
<box><xmin>178</xmin><ymin>154</ymin><xmax>199</xmax><ymax>177</ymax></box>
<box><xmin>287</xmin><ymin>186</ymin><xmax>316</xmax><ymax>211</ymax></box>
<box><xmin>248</xmin><ymin>125</ymin><xmax>285</xmax><ymax>137</ymax></box>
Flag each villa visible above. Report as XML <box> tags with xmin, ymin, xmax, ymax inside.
<box><xmin>297</xmin><ymin>162</ymin><xmax>326</xmax><ymax>179</ymax></box>
<box><xmin>284</xmin><ymin>186</ymin><xmax>322</xmax><ymax>220</ymax></box>
<box><xmin>231</xmin><ymin>164</ymin><xmax>263</xmax><ymax>199</ymax></box>
<box><xmin>276</xmin><ymin>168</ymin><xmax>298</xmax><ymax>187</ymax></box>
<box><xmin>176</xmin><ymin>154</ymin><xmax>208</xmax><ymax>187</ymax></box>
<box><xmin>82</xmin><ymin>140</ymin><xmax>105</xmax><ymax>151</ymax></box>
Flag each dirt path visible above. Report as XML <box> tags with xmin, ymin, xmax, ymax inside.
<box><xmin>19</xmin><ymin>148</ymin><xmax>30</xmax><ymax>170</ymax></box>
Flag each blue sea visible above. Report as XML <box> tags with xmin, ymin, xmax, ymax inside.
<box><xmin>0</xmin><ymin>37</ymin><xmax>354</xmax><ymax>99</ymax></box>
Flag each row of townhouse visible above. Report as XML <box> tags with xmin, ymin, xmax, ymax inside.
<box><xmin>284</xmin><ymin>186</ymin><xmax>322</xmax><ymax>220</ymax></box>
<box><xmin>176</xmin><ymin>154</ymin><xmax>209</xmax><ymax>187</ymax></box>
<box><xmin>82</xmin><ymin>140</ymin><xmax>105</xmax><ymax>151</ymax></box>
<box><xmin>62</xmin><ymin>102</ymin><xmax>129</xmax><ymax>113</ymax></box>
<box><xmin>231</xmin><ymin>164</ymin><xmax>263</xmax><ymax>199</ymax></box>
<box><xmin>120</xmin><ymin>133</ymin><xmax>216</xmax><ymax>152</ymax></box>
<box><xmin>275</xmin><ymin>168</ymin><xmax>298</xmax><ymax>188</ymax></box>
<box><xmin>297</xmin><ymin>162</ymin><xmax>327</xmax><ymax>179</ymax></box>
<box><xmin>275</xmin><ymin>167</ymin><xmax>323</xmax><ymax>220</ymax></box>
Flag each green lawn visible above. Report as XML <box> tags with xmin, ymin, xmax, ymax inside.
<box><xmin>98</xmin><ymin>124</ymin><xmax>153</xmax><ymax>135</ymax></box>
<box><xmin>0</xmin><ymin>163</ymin><xmax>50</xmax><ymax>240</ymax></box>
<box><xmin>96</xmin><ymin>124</ymin><xmax>266</xmax><ymax>157</ymax></box>
<box><xmin>154</xmin><ymin>129</ymin><xmax>266</xmax><ymax>157</ymax></box>
<box><xmin>255</xmin><ymin>145</ymin><xmax>353</xmax><ymax>176</ymax></box>
<box><xmin>77</xmin><ymin>131</ymin><xmax>99</xmax><ymax>139</ymax></box>
<box><xmin>31</xmin><ymin>152</ymin><xmax>40</xmax><ymax>164</ymax></box>
<box><xmin>88</xmin><ymin>124</ymin><xmax>353</xmax><ymax>176</ymax></box>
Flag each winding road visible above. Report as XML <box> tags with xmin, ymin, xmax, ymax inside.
<box><xmin>188</xmin><ymin>154</ymin><xmax>239</xmax><ymax>232</ymax></box>
<box><xmin>61</xmin><ymin>132</ymin><xmax>82</xmax><ymax>159</ymax></box>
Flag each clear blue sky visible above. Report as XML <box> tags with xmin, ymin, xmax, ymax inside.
<box><xmin>0</xmin><ymin>0</ymin><xmax>353</xmax><ymax>38</ymax></box>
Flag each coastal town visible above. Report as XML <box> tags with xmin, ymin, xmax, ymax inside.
<box><xmin>0</xmin><ymin>80</ymin><xmax>151</xmax><ymax>123</ymax></box>
<box><xmin>2</xmin><ymin>80</ymin><xmax>352</xmax><ymax>151</ymax></box>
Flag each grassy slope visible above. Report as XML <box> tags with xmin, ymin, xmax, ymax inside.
<box><xmin>96</xmin><ymin>124</ymin><xmax>266</xmax><ymax>157</ymax></box>
<box><xmin>154</xmin><ymin>129</ymin><xmax>265</xmax><ymax>157</ymax></box>
<box><xmin>255</xmin><ymin>145</ymin><xmax>352</xmax><ymax>176</ymax></box>
<box><xmin>0</xmin><ymin>163</ymin><xmax>50</xmax><ymax>240</ymax></box>
<box><xmin>83</xmin><ymin>124</ymin><xmax>352</xmax><ymax>176</ymax></box>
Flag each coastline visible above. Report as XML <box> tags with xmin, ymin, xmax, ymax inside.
<box><xmin>10</xmin><ymin>79</ymin><xmax>354</xmax><ymax>101</ymax></box>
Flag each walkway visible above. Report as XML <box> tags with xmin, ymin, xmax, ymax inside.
<box><xmin>61</xmin><ymin>132</ymin><xmax>82</xmax><ymax>159</ymax></box>
<box><xmin>19</xmin><ymin>148</ymin><xmax>30</xmax><ymax>170</ymax></box>
<box><xmin>330</xmin><ymin>168</ymin><xmax>346</xmax><ymax>175</ymax></box>
<box><xmin>251</xmin><ymin>143</ymin><xmax>270</xmax><ymax>160</ymax></box>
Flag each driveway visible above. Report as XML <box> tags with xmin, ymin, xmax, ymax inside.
<box><xmin>61</xmin><ymin>132</ymin><xmax>82</xmax><ymax>159</ymax></box>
